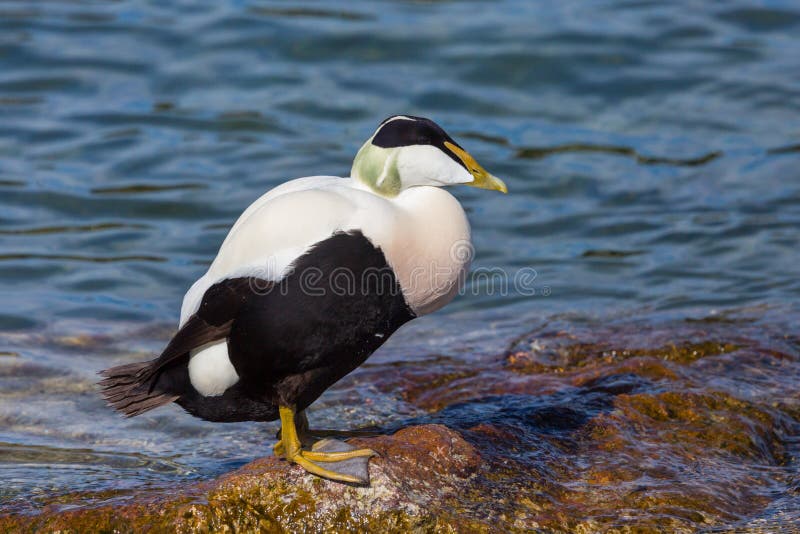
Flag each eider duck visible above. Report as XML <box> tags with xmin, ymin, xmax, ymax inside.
<box><xmin>100</xmin><ymin>115</ymin><xmax>506</xmax><ymax>483</ymax></box>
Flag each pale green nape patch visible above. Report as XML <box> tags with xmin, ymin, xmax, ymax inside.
<box><xmin>351</xmin><ymin>142</ymin><xmax>401</xmax><ymax>197</ymax></box>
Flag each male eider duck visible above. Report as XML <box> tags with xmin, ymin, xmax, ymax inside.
<box><xmin>100</xmin><ymin>115</ymin><xmax>506</xmax><ymax>483</ymax></box>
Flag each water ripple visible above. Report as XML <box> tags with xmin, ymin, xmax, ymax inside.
<box><xmin>0</xmin><ymin>253</ymin><xmax>167</xmax><ymax>263</ymax></box>
<box><xmin>0</xmin><ymin>222</ymin><xmax>150</xmax><ymax>235</ymax></box>
<box><xmin>1</xmin><ymin>0</ymin><xmax>799</xmax><ymax>525</ymax></box>
<box><xmin>515</xmin><ymin>143</ymin><xmax>722</xmax><ymax>166</ymax></box>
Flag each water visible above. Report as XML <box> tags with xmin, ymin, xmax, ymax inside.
<box><xmin>1</xmin><ymin>0</ymin><xmax>799</xmax><ymax>526</ymax></box>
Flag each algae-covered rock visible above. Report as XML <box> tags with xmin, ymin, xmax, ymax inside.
<box><xmin>2</xmin><ymin>313</ymin><xmax>799</xmax><ymax>532</ymax></box>
<box><xmin>0</xmin><ymin>425</ymin><xmax>485</xmax><ymax>533</ymax></box>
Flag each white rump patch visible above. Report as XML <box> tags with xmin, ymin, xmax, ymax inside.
<box><xmin>188</xmin><ymin>340</ymin><xmax>240</xmax><ymax>396</ymax></box>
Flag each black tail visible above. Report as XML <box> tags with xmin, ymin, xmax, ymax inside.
<box><xmin>98</xmin><ymin>360</ymin><xmax>179</xmax><ymax>417</ymax></box>
<box><xmin>98</xmin><ymin>277</ymin><xmax>253</xmax><ymax>417</ymax></box>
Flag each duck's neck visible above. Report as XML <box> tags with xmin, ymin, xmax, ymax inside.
<box><xmin>351</xmin><ymin>142</ymin><xmax>402</xmax><ymax>197</ymax></box>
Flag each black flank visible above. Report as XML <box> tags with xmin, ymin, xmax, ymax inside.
<box><xmin>99</xmin><ymin>231</ymin><xmax>415</xmax><ymax>423</ymax></box>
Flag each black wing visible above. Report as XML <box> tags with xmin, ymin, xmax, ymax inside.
<box><xmin>99</xmin><ymin>277</ymin><xmax>268</xmax><ymax>416</ymax></box>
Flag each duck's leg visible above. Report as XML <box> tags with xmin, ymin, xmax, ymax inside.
<box><xmin>272</xmin><ymin>410</ymin><xmax>309</xmax><ymax>456</ymax></box>
<box><xmin>273</xmin><ymin>405</ymin><xmax>376</xmax><ymax>484</ymax></box>
<box><xmin>273</xmin><ymin>410</ymin><xmax>379</xmax><ymax>452</ymax></box>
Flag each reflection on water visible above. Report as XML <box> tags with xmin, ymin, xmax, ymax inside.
<box><xmin>0</xmin><ymin>0</ymin><xmax>799</xmax><ymax>526</ymax></box>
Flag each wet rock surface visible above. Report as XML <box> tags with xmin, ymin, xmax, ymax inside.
<box><xmin>0</xmin><ymin>425</ymin><xmax>484</xmax><ymax>533</ymax></box>
<box><xmin>2</xmin><ymin>311</ymin><xmax>799</xmax><ymax>532</ymax></box>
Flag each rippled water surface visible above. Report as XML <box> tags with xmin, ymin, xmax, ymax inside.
<box><xmin>1</xmin><ymin>0</ymin><xmax>799</xmax><ymax>528</ymax></box>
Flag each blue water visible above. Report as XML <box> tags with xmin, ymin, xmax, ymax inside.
<box><xmin>1</xmin><ymin>0</ymin><xmax>799</xmax><ymax>518</ymax></box>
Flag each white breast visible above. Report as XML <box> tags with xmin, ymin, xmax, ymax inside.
<box><xmin>389</xmin><ymin>185</ymin><xmax>472</xmax><ymax>315</ymax></box>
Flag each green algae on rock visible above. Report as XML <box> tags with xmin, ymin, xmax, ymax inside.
<box><xmin>0</xmin><ymin>425</ymin><xmax>486</xmax><ymax>533</ymax></box>
<box><xmin>349</xmin><ymin>314</ymin><xmax>800</xmax><ymax>531</ymax></box>
<box><xmin>2</xmin><ymin>313</ymin><xmax>799</xmax><ymax>532</ymax></box>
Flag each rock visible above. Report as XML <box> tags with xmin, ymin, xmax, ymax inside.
<box><xmin>0</xmin><ymin>424</ymin><xmax>486</xmax><ymax>533</ymax></box>
<box><xmin>3</xmin><ymin>313</ymin><xmax>800</xmax><ymax>532</ymax></box>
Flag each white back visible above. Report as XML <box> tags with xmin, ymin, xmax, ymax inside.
<box><xmin>180</xmin><ymin>176</ymin><xmax>471</xmax><ymax>324</ymax></box>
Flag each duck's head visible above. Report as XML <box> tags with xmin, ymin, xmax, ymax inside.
<box><xmin>351</xmin><ymin>115</ymin><xmax>507</xmax><ymax>197</ymax></box>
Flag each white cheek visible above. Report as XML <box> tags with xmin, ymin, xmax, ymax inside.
<box><xmin>397</xmin><ymin>145</ymin><xmax>472</xmax><ymax>187</ymax></box>
<box><xmin>443</xmin><ymin>156</ymin><xmax>474</xmax><ymax>185</ymax></box>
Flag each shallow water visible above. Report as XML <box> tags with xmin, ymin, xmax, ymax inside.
<box><xmin>1</xmin><ymin>0</ymin><xmax>799</xmax><ymax>528</ymax></box>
